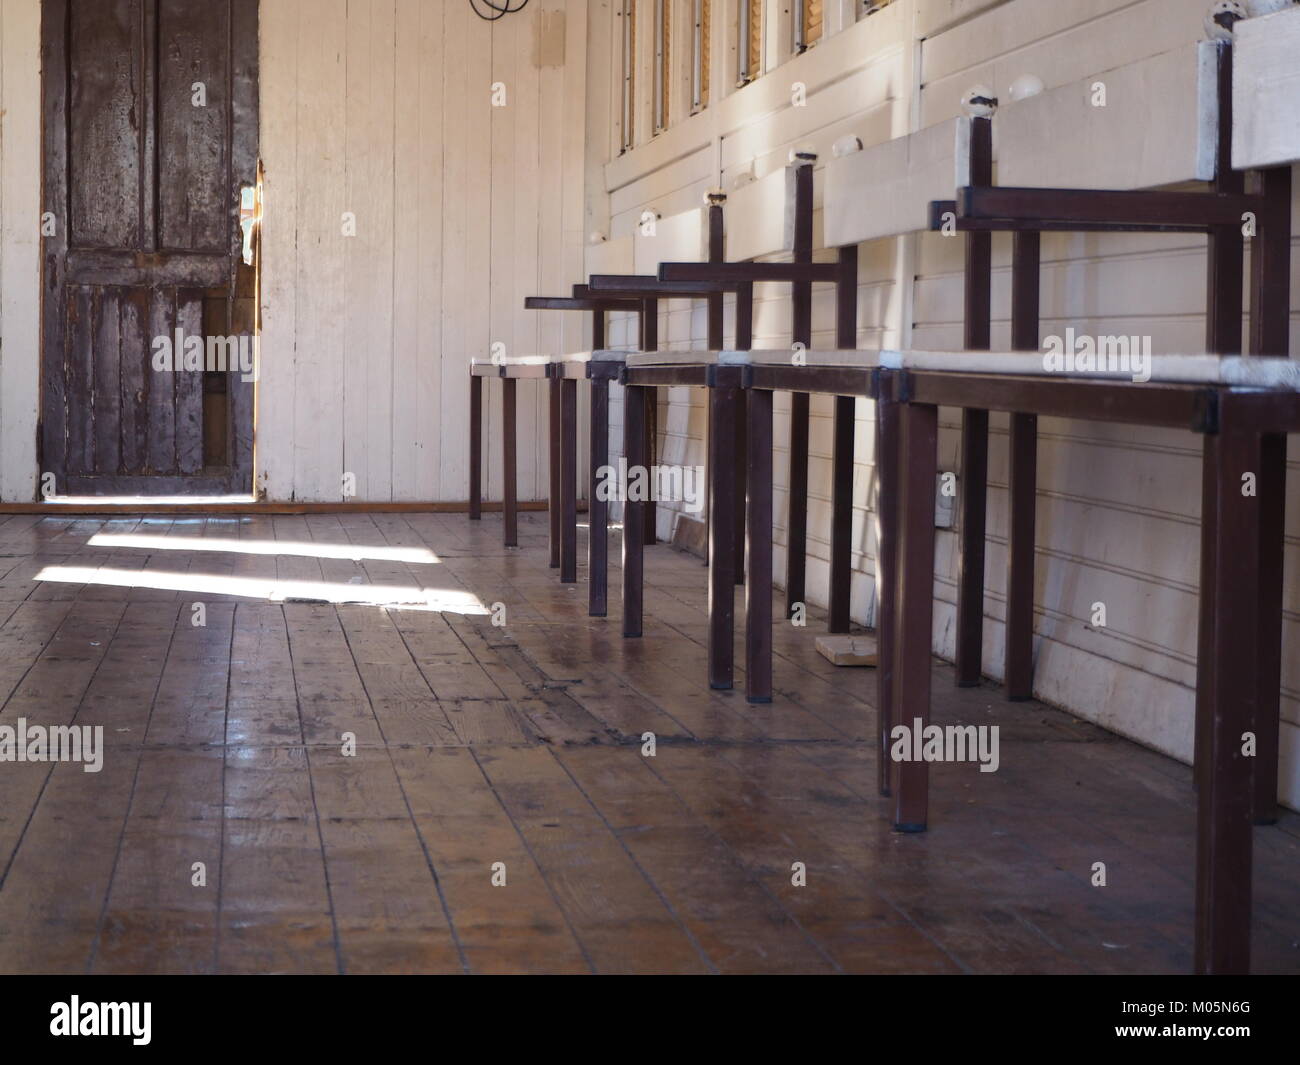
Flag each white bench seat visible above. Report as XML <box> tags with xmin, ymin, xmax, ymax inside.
<box><xmin>883</xmin><ymin>350</ymin><xmax>1300</xmax><ymax>389</ymax></box>
<box><xmin>1233</xmin><ymin>6</ymin><xmax>1300</xmax><ymax>170</ymax></box>
<box><xmin>997</xmin><ymin>42</ymin><xmax>1221</xmax><ymax>190</ymax></box>
<box><xmin>626</xmin><ymin>348</ymin><xmax>882</xmax><ymax>369</ymax></box>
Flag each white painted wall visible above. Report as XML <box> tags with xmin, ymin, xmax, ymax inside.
<box><xmin>0</xmin><ymin>0</ymin><xmax>41</xmax><ymax>503</ymax></box>
<box><xmin>0</xmin><ymin>0</ymin><xmax>590</xmax><ymax>504</ymax></box>
<box><xmin>591</xmin><ymin>0</ymin><xmax>1300</xmax><ymax>810</ymax></box>
<box><xmin>259</xmin><ymin>0</ymin><xmax>589</xmax><ymax>503</ymax></box>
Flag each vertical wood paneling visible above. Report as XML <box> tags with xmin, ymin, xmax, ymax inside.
<box><xmin>92</xmin><ymin>289</ymin><xmax>121</xmax><ymax>475</ymax></box>
<box><xmin>459</xmin><ymin>6</ymin><xmax>494</xmax><ymax>505</ymax></box>
<box><xmin>146</xmin><ymin>287</ymin><xmax>176</xmax><ymax>473</ymax></box>
<box><xmin>175</xmin><ymin>291</ymin><xmax>204</xmax><ymax>474</ymax></box>
<box><xmin>67</xmin><ymin>287</ymin><xmax>94</xmax><ymax>474</ymax></box>
<box><xmin>343</xmin><ymin>0</ymin><xmax>396</xmax><ymax>500</ymax></box>
<box><xmin>438</xmin><ymin>0</ymin><xmax>472</xmax><ymax>503</ymax></box>
<box><xmin>415</xmin><ymin>0</ymin><xmax>447</xmax><ymax>501</ymax></box>
<box><xmin>257</xmin><ymin>0</ymin><xmax>300</xmax><ymax>498</ymax></box>
<box><xmin>1</xmin><ymin>0</ymin><xmax>44</xmax><ymax>501</ymax></box>
<box><xmin>513</xmin><ymin>6</ymin><xmax>545</xmax><ymax>502</ymax></box>
<box><xmin>486</xmin><ymin>3</ymin><xmax>516</xmax><ymax>505</ymax></box>
<box><xmin>563</xmin><ymin>2</ymin><xmax>591</xmax><ymax>487</ymax></box>
<box><xmin>119</xmin><ymin>289</ymin><xmax>149</xmax><ymax>472</ymax></box>
<box><xmin>291</xmin><ymin>0</ymin><xmax>347</xmax><ymax>501</ymax></box>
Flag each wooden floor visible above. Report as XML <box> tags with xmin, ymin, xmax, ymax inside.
<box><xmin>0</xmin><ymin>510</ymin><xmax>1295</xmax><ymax>975</ymax></box>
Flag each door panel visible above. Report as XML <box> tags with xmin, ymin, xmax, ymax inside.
<box><xmin>42</xmin><ymin>0</ymin><xmax>259</xmax><ymax>496</ymax></box>
<box><xmin>68</xmin><ymin>0</ymin><xmax>143</xmax><ymax>251</ymax></box>
<box><xmin>158</xmin><ymin>0</ymin><xmax>233</xmax><ymax>252</ymax></box>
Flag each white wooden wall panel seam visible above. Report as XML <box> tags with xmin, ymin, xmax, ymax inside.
<box><xmin>0</xmin><ymin>0</ymin><xmax>41</xmax><ymax>502</ymax></box>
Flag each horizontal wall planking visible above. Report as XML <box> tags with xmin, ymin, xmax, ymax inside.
<box><xmin>975</xmin><ymin>569</ymin><xmax>1300</xmax><ymax>731</ymax></box>
<box><xmin>981</xmin><ymin>610</ymin><xmax>1201</xmax><ymax>757</ymax></box>
<box><xmin>927</xmin><ymin>523</ymin><xmax>1203</xmax><ymax>693</ymax></box>
<box><xmin>912</xmin><ymin>252</ymin><xmax>1217</xmax><ymax>330</ymax></box>
<box><xmin>916</xmin><ymin>0</ymin><xmax>1009</xmax><ymax>38</ymax></box>
<box><xmin>609</xmin><ymin>145</ymin><xmax>715</xmax><ymax>232</ymax></box>
<box><xmin>604</xmin><ymin>108</ymin><xmax>715</xmax><ymax>196</ymax></box>
<box><xmin>914</xmin><ymin>228</ymin><xmax>1211</xmax><ymax>279</ymax></box>
<box><xmin>920</xmin><ymin>0</ymin><xmax>1199</xmax><ymax>104</ymax></box>
<box><xmin>718</xmin><ymin>59</ymin><xmax>904</xmax><ymax>178</ymax></box>
<box><xmin>945</xmin><ymin>414</ymin><xmax>1214</xmax><ymax>521</ymax></box>
<box><xmin>722</xmin><ymin>100</ymin><xmax>901</xmax><ymax>193</ymax></box>
<box><xmin>1027</xmin><ymin>632</ymin><xmax>1300</xmax><ymax>809</ymax></box>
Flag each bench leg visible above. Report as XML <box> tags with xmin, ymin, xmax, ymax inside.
<box><xmin>469</xmin><ymin>374</ymin><xmax>482</xmax><ymax>520</ymax></box>
<box><xmin>1253</xmin><ymin>432</ymin><xmax>1285</xmax><ymax>825</ymax></box>
<box><xmin>622</xmin><ymin>384</ymin><xmax>646</xmax><ymax>638</ymax></box>
<box><xmin>1006</xmin><ymin>229</ymin><xmax>1040</xmax><ymax>701</ymax></box>
<box><xmin>502</xmin><ymin>378</ymin><xmax>517</xmax><ymax>548</ymax></box>
<box><xmin>560</xmin><ymin>378</ymin><xmax>578</xmax><ymax>584</ymax></box>
<box><xmin>548</xmin><ymin>378</ymin><xmax>562</xmax><ymax>569</ymax></box>
<box><xmin>645</xmin><ymin>389</ymin><xmax>658</xmax><ymax>545</ymax></box>
<box><xmin>1248</xmin><ymin>166</ymin><xmax>1291</xmax><ymax>827</ymax></box>
<box><xmin>708</xmin><ymin>385</ymin><xmax>738</xmax><ymax>689</ymax></box>
<box><xmin>734</xmin><ymin>395</ymin><xmax>747</xmax><ymax>586</ymax></box>
<box><xmin>828</xmin><ymin>395</ymin><xmax>855</xmax><ymax>634</ymax></box>
<box><xmin>746</xmin><ymin>389</ymin><xmax>774</xmax><ymax>703</ymax></box>
<box><xmin>786</xmin><ymin>392</ymin><xmax>809</xmax><ymax>613</ymax></box>
<box><xmin>892</xmin><ymin>399</ymin><xmax>938</xmax><ymax>833</ymax></box>
<box><xmin>589</xmin><ymin>379</ymin><xmax>609</xmax><ymax>617</ymax></box>
<box><xmin>955</xmin><ymin>409</ymin><xmax>988</xmax><ymax>687</ymax></box>
<box><xmin>1194</xmin><ymin>422</ymin><xmax>1259</xmax><ymax>975</ymax></box>
<box><xmin>875</xmin><ymin>388</ymin><xmax>899</xmax><ymax>798</ymax></box>
<box><xmin>1005</xmin><ymin>412</ymin><xmax>1037</xmax><ymax>700</ymax></box>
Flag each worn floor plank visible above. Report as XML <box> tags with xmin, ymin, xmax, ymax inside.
<box><xmin>0</xmin><ymin>513</ymin><xmax>1293</xmax><ymax>974</ymax></box>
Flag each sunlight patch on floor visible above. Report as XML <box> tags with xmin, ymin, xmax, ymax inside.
<box><xmin>34</xmin><ymin>565</ymin><xmax>486</xmax><ymax>613</ymax></box>
<box><xmin>88</xmin><ymin>533</ymin><xmax>441</xmax><ymax>565</ymax></box>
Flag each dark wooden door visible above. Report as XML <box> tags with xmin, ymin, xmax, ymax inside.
<box><xmin>41</xmin><ymin>0</ymin><xmax>259</xmax><ymax>496</ymax></box>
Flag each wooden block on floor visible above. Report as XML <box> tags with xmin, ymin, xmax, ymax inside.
<box><xmin>815</xmin><ymin>634</ymin><xmax>878</xmax><ymax>668</ymax></box>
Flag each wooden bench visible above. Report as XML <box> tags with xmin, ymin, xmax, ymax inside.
<box><xmin>924</xmin><ymin>38</ymin><xmax>1291</xmax><ymax>825</ymax></box>
<box><xmin>548</xmin><ymin>348</ymin><xmax>630</xmax><ymax>617</ymax></box>
<box><xmin>469</xmin><ymin>253</ymin><xmax>721</xmax><ymax>599</ymax></box>
<box><xmin>629</xmin><ymin>349</ymin><xmax>882</xmax><ymax>702</ymax></box>
<box><xmin>468</xmin><ymin>199</ymin><xmax>730</xmax><ymax>616</ymax></box>
<box><xmin>614</xmin><ymin>157</ymin><xmax>861</xmax><ymax>694</ymax></box>
<box><xmin>876</xmin><ymin>35</ymin><xmax>1293</xmax><ymax>975</ymax></box>
<box><xmin>883</xmin><ymin>353</ymin><xmax>1300</xmax><ymax>975</ymax></box>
